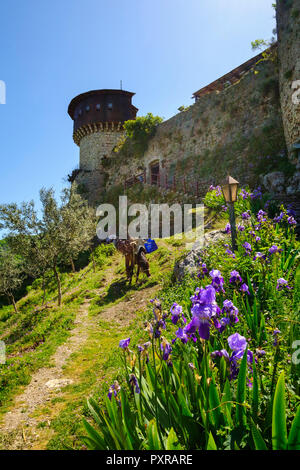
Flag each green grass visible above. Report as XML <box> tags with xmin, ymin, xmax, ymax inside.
<box><xmin>0</xmin><ymin>237</ymin><xmax>186</xmax><ymax>449</ymax></box>
<box><xmin>0</xmin><ymin>251</ymin><xmax>118</xmax><ymax>417</ymax></box>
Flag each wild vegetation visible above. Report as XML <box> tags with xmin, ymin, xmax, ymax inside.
<box><xmin>113</xmin><ymin>113</ymin><xmax>163</xmax><ymax>160</ymax></box>
<box><xmin>83</xmin><ymin>187</ymin><xmax>300</xmax><ymax>450</ymax></box>
<box><xmin>0</xmin><ymin>184</ymin><xmax>95</xmax><ymax>308</ymax></box>
<box><xmin>0</xmin><ymin>183</ymin><xmax>299</xmax><ymax>450</ymax></box>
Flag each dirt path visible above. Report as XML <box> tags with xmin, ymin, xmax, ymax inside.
<box><xmin>1</xmin><ymin>298</ymin><xmax>92</xmax><ymax>449</ymax></box>
<box><xmin>0</xmin><ymin>259</ymin><xmax>159</xmax><ymax>450</ymax></box>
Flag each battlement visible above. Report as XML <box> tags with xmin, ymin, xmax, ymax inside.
<box><xmin>68</xmin><ymin>89</ymin><xmax>138</xmax><ymax>146</ymax></box>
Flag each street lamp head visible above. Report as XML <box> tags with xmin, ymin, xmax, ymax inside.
<box><xmin>221</xmin><ymin>176</ymin><xmax>239</xmax><ymax>203</ymax></box>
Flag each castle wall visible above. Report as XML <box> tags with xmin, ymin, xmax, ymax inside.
<box><xmin>107</xmin><ymin>58</ymin><xmax>286</xmax><ymax>197</ymax></box>
<box><xmin>276</xmin><ymin>0</ymin><xmax>300</xmax><ymax>154</ymax></box>
<box><xmin>73</xmin><ymin>3</ymin><xmax>300</xmax><ymax>205</ymax></box>
<box><xmin>75</xmin><ymin>129</ymin><xmax>124</xmax><ymax>205</ymax></box>
<box><xmin>80</xmin><ymin>130</ymin><xmax>124</xmax><ymax>171</ymax></box>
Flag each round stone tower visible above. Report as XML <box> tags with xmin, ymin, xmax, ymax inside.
<box><xmin>68</xmin><ymin>89</ymin><xmax>138</xmax><ymax>204</ymax></box>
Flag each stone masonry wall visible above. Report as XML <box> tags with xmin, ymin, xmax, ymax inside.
<box><xmin>80</xmin><ymin>130</ymin><xmax>124</xmax><ymax>171</ymax></box>
<box><xmin>106</xmin><ymin>57</ymin><xmax>286</xmax><ymax>198</ymax></box>
<box><xmin>75</xmin><ymin>129</ymin><xmax>124</xmax><ymax>205</ymax></box>
<box><xmin>276</xmin><ymin>0</ymin><xmax>300</xmax><ymax>153</ymax></box>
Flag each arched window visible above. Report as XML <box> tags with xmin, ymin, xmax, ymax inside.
<box><xmin>150</xmin><ymin>160</ymin><xmax>160</xmax><ymax>185</ymax></box>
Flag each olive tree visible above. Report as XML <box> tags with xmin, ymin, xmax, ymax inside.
<box><xmin>0</xmin><ymin>201</ymin><xmax>51</xmax><ymax>304</ymax></box>
<box><xmin>0</xmin><ymin>246</ymin><xmax>24</xmax><ymax>313</ymax></box>
<box><xmin>39</xmin><ymin>185</ymin><xmax>95</xmax><ymax>305</ymax></box>
<box><xmin>0</xmin><ymin>185</ymin><xmax>96</xmax><ymax>307</ymax></box>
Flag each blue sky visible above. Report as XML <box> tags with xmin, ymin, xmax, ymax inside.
<box><xmin>0</xmin><ymin>0</ymin><xmax>276</xmax><ymax>209</ymax></box>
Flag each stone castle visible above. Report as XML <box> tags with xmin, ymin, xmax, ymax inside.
<box><xmin>68</xmin><ymin>0</ymin><xmax>300</xmax><ymax>209</ymax></box>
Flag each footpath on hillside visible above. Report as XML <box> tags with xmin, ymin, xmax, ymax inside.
<box><xmin>0</xmin><ymin>254</ymin><xmax>160</xmax><ymax>450</ymax></box>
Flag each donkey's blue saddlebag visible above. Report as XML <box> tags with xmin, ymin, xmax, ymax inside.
<box><xmin>144</xmin><ymin>239</ymin><xmax>158</xmax><ymax>253</ymax></box>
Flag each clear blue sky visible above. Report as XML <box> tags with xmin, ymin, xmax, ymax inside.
<box><xmin>0</xmin><ymin>0</ymin><xmax>276</xmax><ymax>209</ymax></box>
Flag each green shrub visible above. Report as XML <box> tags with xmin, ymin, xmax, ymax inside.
<box><xmin>90</xmin><ymin>243</ymin><xmax>116</xmax><ymax>268</ymax></box>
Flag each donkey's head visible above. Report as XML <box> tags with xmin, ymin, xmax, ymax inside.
<box><xmin>138</xmin><ymin>251</ymin><xmax>151</xmax><ymax>277</ymax></box>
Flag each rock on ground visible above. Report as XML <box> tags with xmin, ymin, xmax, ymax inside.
<box><xmin>173</xmin><ymin>229</ymin><xmax>227</xmax><ymax>281</ymax></box>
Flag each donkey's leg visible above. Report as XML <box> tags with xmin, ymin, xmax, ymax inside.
<box><xmin>136</xmin><ymin>263</ymin><xmax>140</xmax><ymax>283</ymax></box>
<box><xmin>125</xmin><ymin>255</ymin><xmax>131</xmax><ymax>280</ymax></box>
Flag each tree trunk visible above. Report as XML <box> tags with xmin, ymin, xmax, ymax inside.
<box><xmin>9</xmin><ymin>293</ymin><xmax>18</xmax><ymax>314</ymax></box>
<box><xmin>42</xmin><ymin>274</ymin><xmax>46</xmax><ymax>305</ymax></box>
<box><xmin>91</xmin><ymin>251</ymin><xmax>96</xmax><ymax>273</ymax></box>
<box><xmin>70</xmin><ymin>257</ymin><xmax>76</xmax><ymax>273</ymax></box>
<box><xmin>53</xmin><ymin>264</ymin><xmax>62</xmax><ymax>306</ymax></box>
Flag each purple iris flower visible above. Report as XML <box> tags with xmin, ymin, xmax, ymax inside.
<box><xmin>274</xmin><ymin>212</ymin><xmax>284</xmax><ymax>223</ymax></box>
<box><xmin>228</xmin><ymin>332</ymin><xmax>247</xmax><ymax>351</ymax></box>
<box><xmin>216</xmin><ymin>316</ymin><xmax>233</xmax><ymax>333</ymax></box>
<box><xmin>161</xmin><ymin>340</ymin><xmax>172</xmax><ymax>361</ymax></box>
<box><xmin>288</xmin><ymin>216</ymin><xmax>297</xmax><ymax>225</ymax></box>
<box><xmin>287</xmin><ymin>207</ymin><xmax>296</xmax><ymax>217</ymax></box>
<box><xmin>155</xmin><ymin>321</ymin><xmax>166</xmax><ymax>338</ymax></box>
<box><xmin>242</xmin><ymin>242</ymin><xmax>252</xmax><ymax>254</ymax></box>
<box><xmin>225</xmin><ymin>248</ymin><xmax>236</xmax><ymax>258</ymax></box>
<box><xmin>211</xmin><ymin>349</ymin><xmax>230</xmax><ymax>360</ymax></box>
<box><xmin>273</xmin><ymin>329</ymin><xmax>281</xmax><ymax>347</ymax></box>
<box><xmin>216</xmin><ymin>186</ymin><xmax>222</xmax><ymax>197</ymax></box>
<box><xmin>225</xmin><ymin>223</ymin><xmax>231</xmax><ymax>234</ymax></box>
<box><xmin>173</xmin><ymin>327</ymin><xmax>189</xmax><ymax>344</ymax></box>
<box><xmin>197</xmin><ymin>262</ymin><xmax>208</xmax><ymax>279</ymax></box>
<box><xmin>229</xmin><ymin>270</ymin><xmax>242</xmax><ymax>285</ymax></box>
<box><xmin>119</xmin><ymin>337</ymin><xmax>130</xmax><ymax>349</ymax></box>
<box><xmin>129</xmin><ymin>374</ymin><xmax>140</xmax><ymax>394</ymax></box>
<box><xmin>251</xmin><ymin>188</ymin><xmax>262</xmax><ymax>200</ymax></box>
<box><xmin>269</xmin><ymin>245</ymin><xmax>281</xmax><ymax>255</ymax></box>
<box><xmin>242</xmin><ymin>211</ymin><xmax>250</xmax><ymax>220</ymax></box>
<box><xmin>276</xmin><ymin>278</ymin><xmax>291</xmax><ymax>291</ymax></box>
<box><xmin>240</xmin><ymin>283</ymin><xmax>250</xmax><ymax>295</ymax></box>
<box><xmin>209</xmin><ymin>269</ymin><xmax>225</xmax><ymax>293</ymax></box>
<box><xmin>255</xmin><ymin>236</ymin><xmax>261</xmax><ymax>242</ymax></box>
<box><xmin>108</xmin><ymin>386</ymin><xmax>117</xmax><ymax>400</ymax></box>
<box><xmin>256</xmin><ymin>349</ymin><xmax>266</xmax><ymax>358</ymax></box>
<box><xmin>186</xmin><ymin>285</ymin><xmax>220</xmax><ymax>340</ymax></box>
<box><xmin>238</xmin><ymin>224</ymin><xmax>245</xmax><ymax>232</ymax></box>
<box><xmin>228</xmin><ymin>334</ymin><xmax>253</xmax><ymax>366</ymax></box>
<box><xmin>257</xmin><ymin>209</ymin><xmax>267</xmax><ymax>222</ymax></box>
<box><xmin>170</xmin><ymin>302</ymin><xmax>183</xmax><ymax>325</ymax></box>
<box><xmin>190</xmin><ymin>287</ymin><xmax>201</xmax><ymax>303</ymax></box>
<box><xmin>222</xmin><ymin>299</ymin><xmax>239</xmax><ymax>321</ymax></box>
<box><xmin>253</xmin><ymin>252</ymin><xmax>266</xmax><ymax>261</ymax></box>
<box><xmin>241</xmin><ymin>189</ymin><xmax>250</xmax><ymax>200</ymax></box>
<box><xmin>108</xmin><ymin>381</ymin><xmax>121</xmax><ymax>401</ymax></box>
<box><xmin>212</xmin><ymin>333</ymin><xmax>253</xmax><ymax>381</ymax></box>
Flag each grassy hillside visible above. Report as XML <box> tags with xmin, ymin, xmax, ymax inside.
<box><xmin>0</xmin><ymin>236</ymin><xmax>187</xmax><ymax>449</ymax></box>
<box><xmin>0</xmin><ymin>189</ymin><xmax>299</xmax><ymax>450</ymax></box>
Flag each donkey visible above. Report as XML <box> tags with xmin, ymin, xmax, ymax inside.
<box><xmin>115</xmin><ymin>238</ymin><xmax>150</xmax><ymax>283</ymax></box>
<box><xmin>134</xmin><ymin>246</ymin><xmax>151</xmax><ymax>283</ymax></box>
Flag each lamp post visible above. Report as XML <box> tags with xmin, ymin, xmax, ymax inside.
<box><xmin>221</xmin><ymin>176</ymin><xmax>239</xmax><ymax>251</ymax></box>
